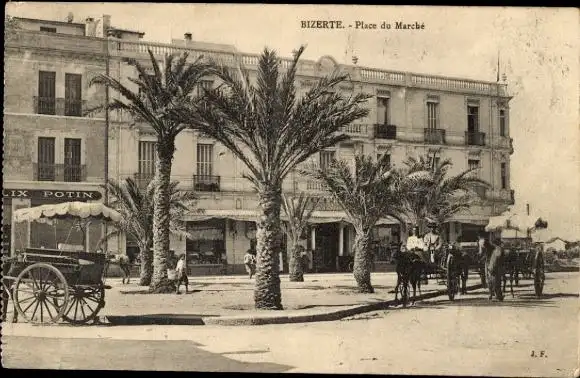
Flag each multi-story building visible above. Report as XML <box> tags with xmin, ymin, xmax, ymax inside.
<box><xmin>3</xmin><ymin>14</ymin><xmax>514</xmax><ymax>274</ymax></box>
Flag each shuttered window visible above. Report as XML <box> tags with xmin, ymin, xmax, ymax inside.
<box><xmin>138</xmin><ymin>141</ymin><xmax>157</xmax><ymax>176</ymax></box>
<box><xmin>38</xmin><ymin>71</ymin><xmax>56</xmax><ymax>115</ymax></box>
<box><xmin>65</xmin><ymin>73</ymin><xmax>82</xmax><ymax>116</ymax></box>
<box><xmin>37</xmin><ymin>137</ymin><xmax>55</xmax><ymax>181</ymax></box>
<box><xmin>197</xmin><ymin>144</ymin><xmax>213</xmax><ymax>176</ymax></box>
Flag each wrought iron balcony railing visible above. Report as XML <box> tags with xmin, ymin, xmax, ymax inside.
<box><xmin>424</xmin><ymin>128</ymin><xmax>446</xmax><ymax>145</ymax></box>
<box><xmin>465</xmin><ymin>131</ymin><xmax>486</xmax><ymax>146</ymax></box>
<box><xmin>340</xmin><ymin>124</ymin><xmax>369</xmax><ymax>137</ymax></box>
<box><xmin>374</xmin><ymin>124</ymin><xmax>397</xmax><ymax>140</ymax></box>
<box><xmin>36</xmin><ymin>96</ymin><xmax>56</xmax><ymax>115</ymax></box>
<box><xmin>65</xmin><ymin>99</ymin><xmax>83</xmax><ymax>117</ymax></box>
<box><xmin>34</xmin><ymin>163</ymin><xmax>86</xmax><ymax>182</ymax></box>
<box><xmin>193</xmin><ymin>175</ymin><xmax>221</xmax><ymax>192</ymax></box>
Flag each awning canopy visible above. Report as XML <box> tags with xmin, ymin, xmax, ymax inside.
<box><xmin>185</xmin><ymin>209</ymin><xmax>400</xmax><ymax>225</ymax></box>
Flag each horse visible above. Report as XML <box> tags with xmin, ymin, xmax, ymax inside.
<box><xmin>479</xmin><ymin>239</ymin><xmax>505</xmax><ymax>301</ymax></box>
<box><xmin>501</xmin><ymin>248</ymin><xmax>520</xmax><ymax>298</ymax></box>
<box><xmin>393</xmin><ymin>248</ymin><xmax>427</xmax><ymax>306</ymax></box>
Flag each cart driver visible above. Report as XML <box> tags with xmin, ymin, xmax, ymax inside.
<box><xmin>423</xmin><ymin>221</ymin><xmax>443</xmax><ymax>264</ymax></box>
<box><xmin>406</xmin><ymin>226</ymin><xmax>425</xmax><ymax>255</ymax></box>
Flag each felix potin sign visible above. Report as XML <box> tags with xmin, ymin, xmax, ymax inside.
<box><xmin>2</xmin><ymin>189</ymin><xmax>102</xmax><ymax>201</ymax></box>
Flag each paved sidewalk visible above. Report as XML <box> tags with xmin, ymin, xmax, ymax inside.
<box><xmin>4</xmin><ymin>272</ymin><xmax>483</xmax><ymax>326</ymax></box>
<box><xmin>99</xmin><ymin>272</ymin><xmax>482</xmax><ymax>325</ymax></box>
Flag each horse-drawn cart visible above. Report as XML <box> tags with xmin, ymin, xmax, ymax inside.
<box><xmin>485</xmin><ymin>211</ymin><xmax>548</xmax><ymax>299</ymax></box>
<box><xmin>1</xmin><ymin>201</ymin><xmax>122</xmax><ymax>324</ymax></box>
<box><xmin>2</xmin><ymin>248</ymin><xmax>112</xmax><ymax>324</ymax></box>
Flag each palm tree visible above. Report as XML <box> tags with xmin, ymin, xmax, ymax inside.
<box><xmin>304</xmin><ymin>153</ymin><xmax>407</xmax><ymax>293</ymax></box>
<box><xmin>401</xmin><ymin>152</ymin><xmax>490</xmax><ymax>235</ymax></box>
<box><xmin>100</xmin><ymin>178</ymin><xmax>199</xmax><ymax>286</ymax></box>
<box><xmin>89</xmin><ymin>51</ymin><xmax>211</xmax><ymax>293</ymax></box>
<box><xmin>177</xmin><ymin>46</ymin><xmax>370</xmax><ymax>309</ymax></box>
<box><xmin>281</xmin><ymin>193</ymin><xmax>320</xmax><ymax>282</ymax></box>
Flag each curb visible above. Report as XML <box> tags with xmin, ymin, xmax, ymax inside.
<box><xmin>105</xmin><ymin>283</ymin><xmax>483</xmax><ymax>327</ymax></box>
<box><xmin>204</xmin><ymin>283</ymin><xmax>483</xmax><ymax>326</ymax></box>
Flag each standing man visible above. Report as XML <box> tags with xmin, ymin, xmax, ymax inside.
<box><xmin>423</xmin><ymin>221</ymin><xmax>443</xmax><ymax>265</ymax></box>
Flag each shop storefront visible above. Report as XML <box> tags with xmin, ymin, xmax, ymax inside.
<box><xmin>2</xmin><ymin>188</ymin><xmax>104</xmax><ymax>255</ymax></box>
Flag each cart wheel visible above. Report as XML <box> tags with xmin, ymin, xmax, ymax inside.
<box><xmin>13</xmin><ymin>263</ymin><xmax>69</xmax><ymax>324</ymax></box>
<box><xmin>534</xmin><ymin>252</ymin><xmax>545</xmax><ymax>298</ymax></box>
<box><xmin>61</xmin><ymin>286</ymin><xmax>105</xmax><ymax>325</ymax></box>
<box><xmin>446</xmin><ymin>255</ymin><xmax>457</xmax><ymax>301</ymax></box>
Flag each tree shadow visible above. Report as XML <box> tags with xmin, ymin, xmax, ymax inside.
<box><xmin>411</xmin><ymin>296</ymin><xmax>559</xmax><ymax>309</ymax></box>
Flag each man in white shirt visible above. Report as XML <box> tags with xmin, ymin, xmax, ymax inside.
<box><xmin>406</xmin><ymin>226</ymin><xmax>425</xmax><ymax>252</ymax></box>
<box><xmin>175</xmin><ymin>254</ymin><xmax>188</xmax><ymax>294</ymax></box>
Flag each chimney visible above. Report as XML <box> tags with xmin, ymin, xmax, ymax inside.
<box><xmin>102</xmin><ymin>14</ymin><xmax>111</xmax><ymax>33</ymax></box>
<box><xmin>85</xmin><ymin>17</ymin><xmax>96</xmax><ymax>37</ymax></box>
<box><xmin>184</xmin><ymin>32</ymin><xmax>192</xmax><ymax>41</ymax></box>
<box><xmin>66</xmin><ymin>12</ymin><xmax>74</xmax><ymax>23</ymax></box>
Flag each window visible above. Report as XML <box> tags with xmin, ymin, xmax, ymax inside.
<box><xmin>468</xmin><ymin>159</ymin><xmax>480</xmax><ymax>171</ymax></box>
<box><xmin>377</xmin><ymin>97</ymin><xmax>390</xmax><ymax>125</ymax></box>
<box><xmin>427</xmin><ymin>101</ymin><xmax>438</xmax><ymax>129</ymax></box>
<box><xmin>38</xmin><ymin>71</ymin><xmax>56</xmax><ymax>115</ymax></box>
<box><xmin>377</xmin><ymin>153</ymin><xmax>391</xmax><ymax>168</ymax></box>
<box><xmin>320</xmin><ymin>151</ymin><xmax>336</xmax><ymax>172</ymax></box>
<box><xmin>37</xmin><ymin>137</ymin><xmax>56</xmax><ymax>181</ymax></box>
<box><xmin>138</xmin><ymin>141</ymin><xmax>157</xmax><ymax>178</ymax></box>
<box><xmin>467</xmin><ymin>105</ymin><xmax>479</xmax><ymax>133</ymax></box>
<box><xmin>196</xmin><ymin>80</ymin><xmax>213</xmax><ymax>97</ymax></box>
<box><xmin>65</xmin><ymin>74</ymin><xmax>82</xmax><ymax>116</ymax></box>
<box><xmin>500</xmin><ymin>162</ymin><xmax>507</xmax><ymax>189</ymax></box>
<box><xmin>499</xmin><ymin>109</ymin><xmax>506</xmax><ymax>136</ymax></box>
<box><xmin>197</xmin><ymin>144</ymin><xmax>214</xmax><ymax>177</ymax></box>
<box><xmin>64</xmin><ymin>138</ymin><xmax>82</xmax><ymax>182</ymax></box>
<box><xmin>40</xmin><ymin>26</ymin><xmax>57</xmax><ymax>33</ymax></box>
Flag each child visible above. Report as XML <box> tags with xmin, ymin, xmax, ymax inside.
<box><xmin>175</xmin><ymin>254</ymin><xmax>188</xmax><ymax>294</ymax></box>
<box><xmin>243</xmin><ymin>249</ymin><xmax>257</xmax><ymax>279</ymax></box>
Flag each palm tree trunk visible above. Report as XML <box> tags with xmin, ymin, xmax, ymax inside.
<box><xmin>149</xmin><ymin>140</ymin><xmax>176</xmax><ymax>294</ymax></box>
<box><xmin>352</xmin><ymin>228</ymin><xmax>374</xmax><ymax>293</ymax></box>
<box><xmin>254</xmin><ymin>186</ymin><xmax>283</xmax><ymax>309</ymax></box>
<box><xmin>288</xmin><ymin>237</ymin><xmax>304</xmax><ymax>282</ymax></box>
<box><xmin>138</xmin><ymin>243</ymin><xmax>153</xmax><ymax>286</ymax></box>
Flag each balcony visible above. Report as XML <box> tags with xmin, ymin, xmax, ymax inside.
<box><xmin>34</xmin><ymin>163</ymin><xmax>86</xmax><ymax>182</ymax></box>
<box><xmin>193</xmin><ymin>175</ymin><xmax>221</xmax><ymax>192</ymax></box>
<box><xmin>374</xmin><ymin>124</ymin><xmax>397</xmax><ymax>140</ymax></box>
<box><xmin>340</xmin><ymin>124</ymin><xmax>369</xmax><ymax>138</ymax></box>
<box><xmin>315</xmin><ymin>196</ymin><xmax>343</xmax><ymax>211</ymax></box>
<box><xmin>424</xmin><ymin>128</ymin><xmax>446</xmax><ymax>145</ymax></box>
<box><xmin>35</xmin><ymin>96</ymin><xmax>56</xmax><ymax>115</ymax></box>
<box><xmin>65</xmin><ymin>99</ymin><xmax>83</xmax><ymax>117</ymax></box>
<box><xmin>133</xmin><ymin>173</ymin><xmax>155</xmax><ymax>189</ymax></box>
<box><xmin>465</xmin><ymin>131</ymin><xmax>486</xmax><ymax>146</ymax></box>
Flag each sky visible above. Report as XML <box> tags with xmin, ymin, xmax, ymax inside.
<box><xmin>6</xmin><ymin>3</ymin><xmax>579</xmax><ymax>241</ymax></box>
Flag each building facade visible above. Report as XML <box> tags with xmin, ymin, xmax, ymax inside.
<box><xmin>3</xmin><ymin>14</ymin><xmax>514</xmax><ymax>274</ymax></box>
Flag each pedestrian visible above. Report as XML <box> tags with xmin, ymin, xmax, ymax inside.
<box><xmin>115</xmin><ymin>254</ymin><xmax>132</xmax><ymax>284</ymax></box>
<box><xmin>243</xmin><ymin>248</ymin><xmax>257</xmax><ymax>279</ymax></box>
<box><xmin>175</xmin><ymin>254</ymin><xmax>188</xmax><ymax>294</ymax></box>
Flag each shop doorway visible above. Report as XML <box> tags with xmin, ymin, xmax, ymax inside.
<box><xmin>311</xmin><ymin>223</ymin><xmax>340</xmax><ymax>273</ymax></box>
